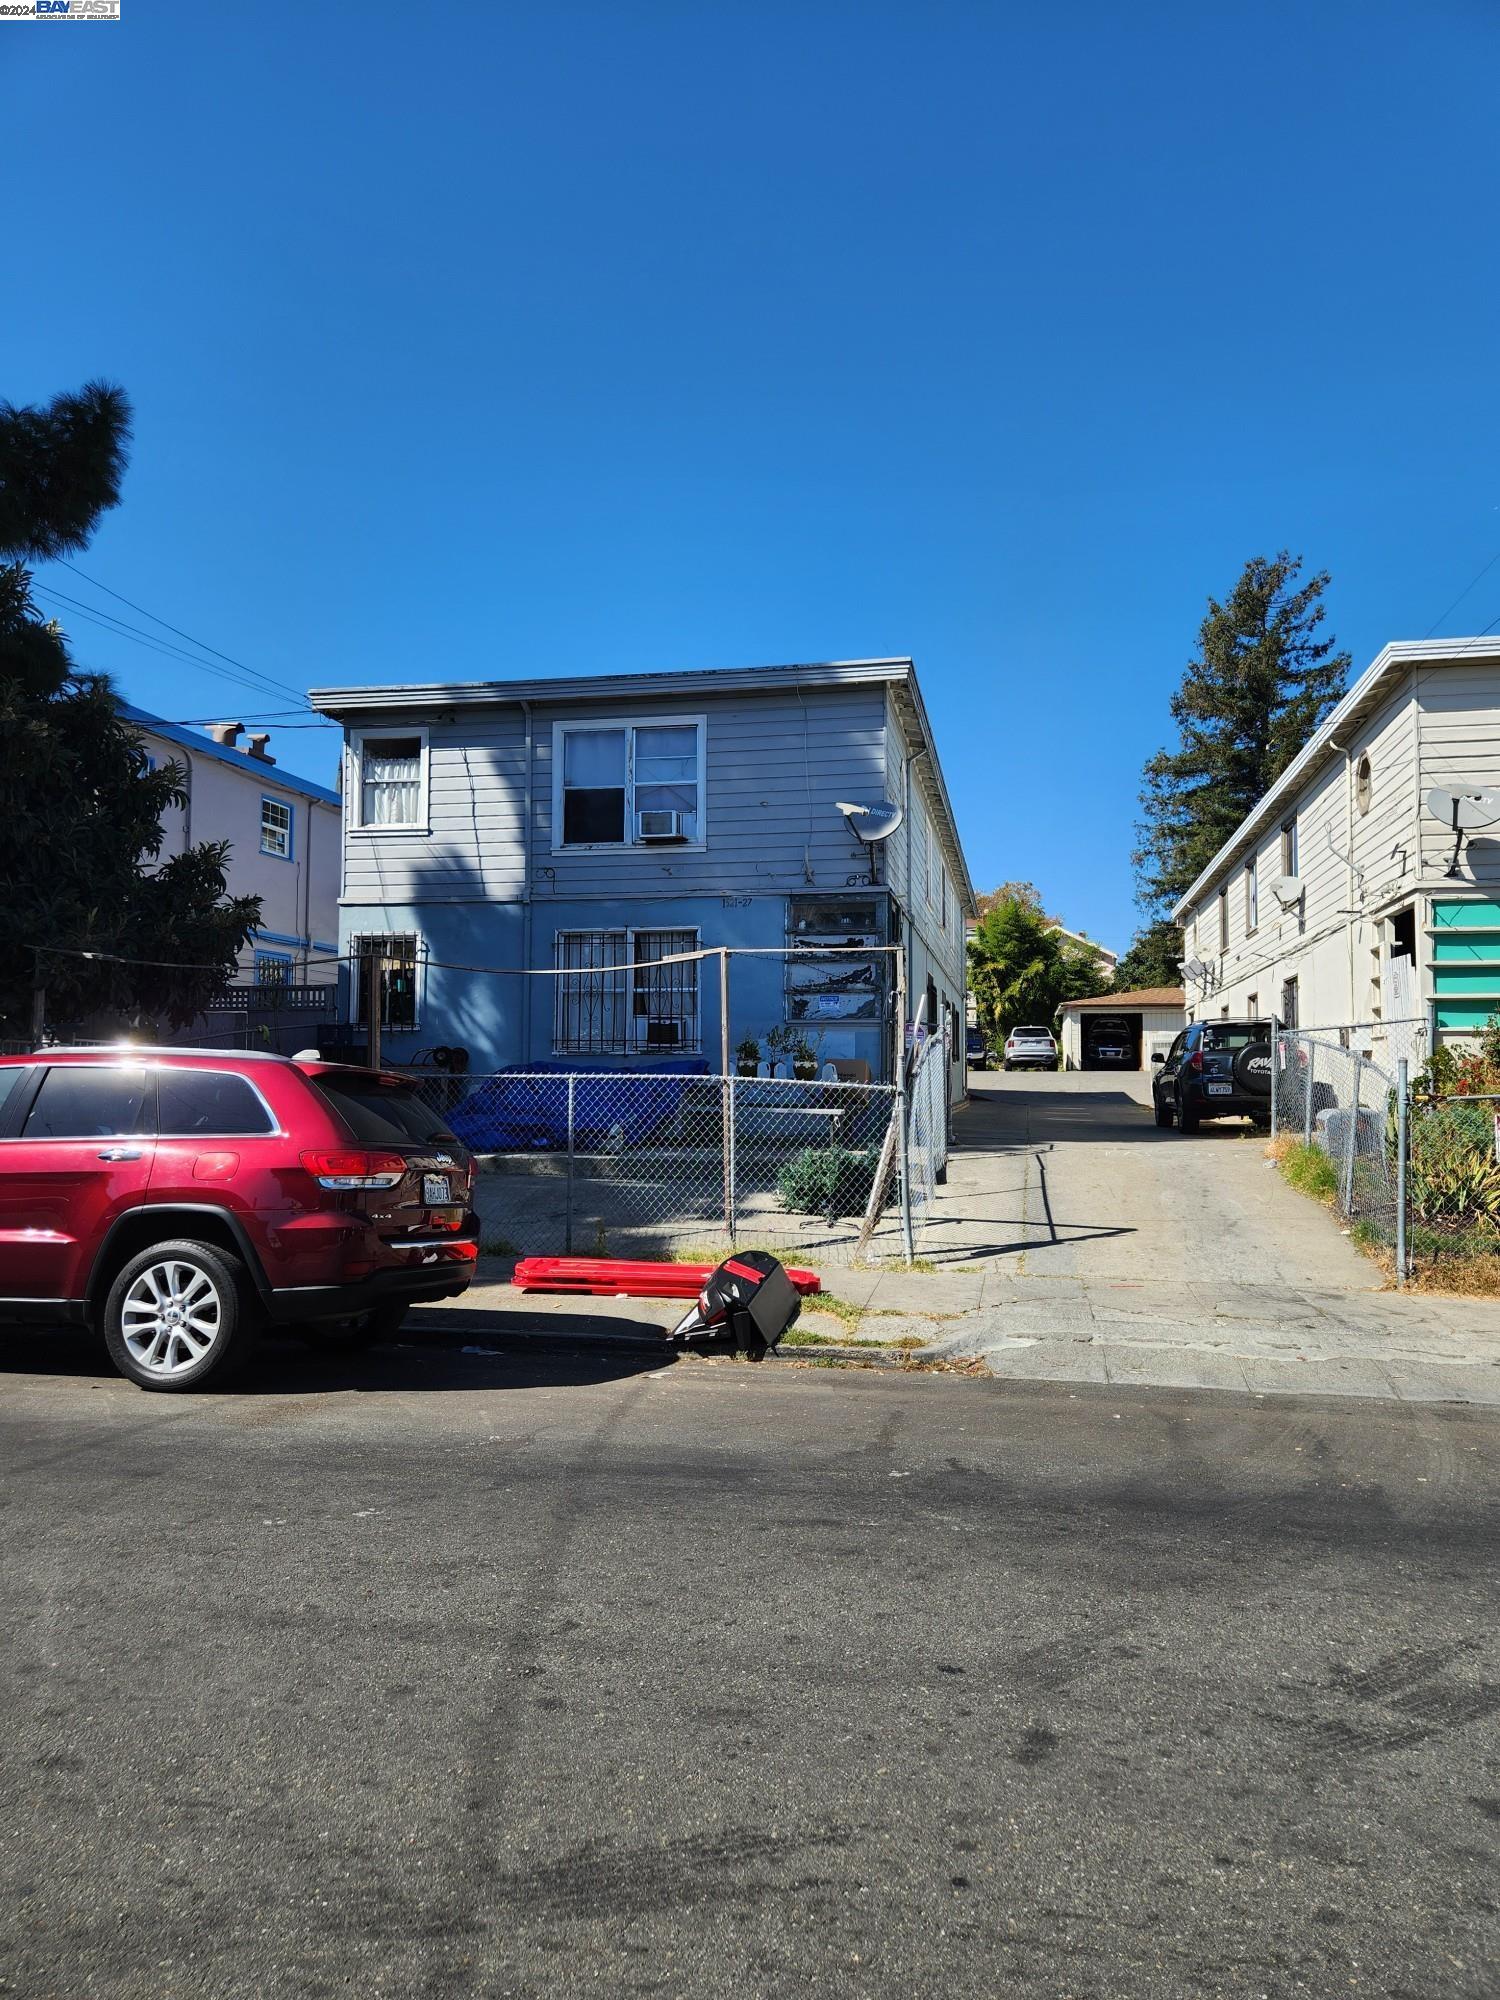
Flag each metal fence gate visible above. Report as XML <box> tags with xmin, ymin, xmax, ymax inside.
<box><xmin>408</xmin><ymin>1068</ymin><xmax>927</xmax><ymax>1266</ymax></box>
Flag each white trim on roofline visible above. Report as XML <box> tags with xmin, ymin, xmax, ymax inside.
<box><xmin>1170</xmin><ymin>637</ymin><xmax>1500</xmax><ymax>921</ymax></box>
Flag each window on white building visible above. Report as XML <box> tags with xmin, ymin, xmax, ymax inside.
<box><xmin>1280</xmin><ymin>817</ymin><xmax>1298</xmax><ymax>876</ymax></box>
<box><xmin>1217</xmin><ymin>885</ymin><xmax>1228</xmax><ymax>953</ymax></box>
<box><xmin>1244</xmin><ymin>859</ymin><xmax>1258</xmax><ymax>934</ymax></box>
<box><xmin>555</xmin><ymin>720</ymin><xmax>703</xmax><ymax>847</ymax></box>
<box><xmin>260</xmin><ymin>795</ymin><xmax>293</xmax><ymax>860</ymax></box>
<box><xmin>553</xmin><ymin>929</ymin><xmax>700</xmax><ymax>1054</ymax></box>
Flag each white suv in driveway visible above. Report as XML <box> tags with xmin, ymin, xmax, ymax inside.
<box><xmin>1003</xmin><ymin>1026</ymin><xmax>1059</xmax><ymax>1071</ymax></box>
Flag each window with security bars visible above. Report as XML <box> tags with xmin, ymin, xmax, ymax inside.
<box><xmin>553</xmin><ymin>929</ymin><xmax>699</xmax><ymax>1054</ymax></box>
<box><xmin>351</xmin><ymin>933</ymin><xmax>420</xmax><ymax>1029</ymax></box>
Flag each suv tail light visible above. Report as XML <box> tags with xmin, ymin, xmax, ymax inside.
<box><xmin>300</xmin><ymin>1149</ymin><xmax>407</xmax><ymax>1190</ymax></box>
<box><xmin>1188</xmin><ymin>1049</ymin><xmax>1204</xmax><ymax>1073</ymax></box>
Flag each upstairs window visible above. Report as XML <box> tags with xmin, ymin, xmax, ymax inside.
<box><xmin>1244</xmin><ymin>859</ymin><xmax>1258</xmax><ymax>933</ymax></box>
<box><xmin>356</xmin><ymin>733</ymin><xmax>426</xmax><ymax>829</ymax></box>
<box><xmin>1217</xmin><ymin>885</ymin><xmax>1229</xmax><ymax>953</ymax></box>
<box><xmin>1280</xmin><ymin>817</ymin><xmax>1298</xmax><ymax>876</ymax></box>
<box><xmin>556</xmin><ymin>719</ymin><xmax>703</xmax><ymax>847</ymax></box>
<box><xmin>260</xmin><ymin>795</ymin><xmax>293</xmax><ymax>860</ymax></box>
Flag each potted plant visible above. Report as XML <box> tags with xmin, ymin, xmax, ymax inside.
<box><xmin>768</xmin><ymin>1023</ymin><xmax>821</xmax><ymax>1080</ymax></box>
<box><xmin>735</xmin><ymin>1036</ymin><xmax>762</xmax><ymax>1078</ymax></box>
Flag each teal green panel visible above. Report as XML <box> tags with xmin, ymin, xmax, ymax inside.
<box><xmin>1432</xmin><ymin>938</ymin><xmax>1500</xmax><ymax>962</ymax></box>
<box><xmin>1432</xmin><ymin>898</ymin><xmax>1500</xmax><ymax>929</ymax></box>
<box><xmin>1432</xmin><ymin>972</ymin><xmax>1500</xmax><ymax>996</ymax></box>
<box><xmin>1436</xmin><ymin>1002</ymin><xmax>1497</xmax><ymax>1031</ymax></box>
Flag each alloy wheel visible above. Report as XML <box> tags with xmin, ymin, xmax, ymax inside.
<box><xmin>119</xmin><ymin>1259</ymin><xmax>223</xmax><ymax>1379</ymax></box>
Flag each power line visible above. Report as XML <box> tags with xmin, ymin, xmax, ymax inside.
<box><xmin>56</xmin><ymin>557</ymin><xmax>310</xmax><ymax>705</ymax></box>
<box><xmin>1423</xmin><ymin>544</ymin><xmax>1500</xmax><ymax>638</ymax></box>
<box><xmin>34</xmin><ymin>586</ymin><xmax>296</xmax><ymax>701</ymax></box>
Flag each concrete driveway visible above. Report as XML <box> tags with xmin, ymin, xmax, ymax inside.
<box><xmin>942</xmin><ymin>1070</ymin><xmax>1373</xmax><ymax>1289</ymax></box>
<box><xmin>913</xmin><ymin>1072</ymin><xmax>1500</xmax><ymax>1402</ymax></box>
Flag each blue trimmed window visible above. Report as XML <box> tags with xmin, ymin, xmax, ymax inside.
<box><xmin>260</xmin><ymin>795</ymin><xmax>294</xmax><ymax>860</ymax></box>
<box><xmin>254</xmin><ymin>950</ymin><xmax>292</xmax><ymax>987</ymax></box>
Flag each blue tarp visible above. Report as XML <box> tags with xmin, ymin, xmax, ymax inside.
<box><xmin>447</xmin><ymin>1058</ymin><xmax>711</xmax><ymax>1153</ymax></box>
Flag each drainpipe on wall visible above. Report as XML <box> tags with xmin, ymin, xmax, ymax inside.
<box><xmin>1329</xmin><ymin>739</ymin><xmax>1357</xmax><ymax>1022</ymax></box>
<box><xmin>521</xmin><ymin>700</ymin><xmax>534</xmax><ymax>1060</ymax></box>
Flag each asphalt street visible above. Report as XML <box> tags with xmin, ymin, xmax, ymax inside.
<box><xmin>1</xmin><ymin>1328</ymin><xmax>1497</xmax><ymax>2000</ymax></box>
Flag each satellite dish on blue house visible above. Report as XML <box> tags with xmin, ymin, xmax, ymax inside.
<box><xmin>1425</xmin><ymin>784</ymin><xmax>1500</xmax><ymax>878</ymax></box>
<box><xmin>836</xmin><ymin>799</ymin><xmax>904</xmax><ymax>843</ymax></box>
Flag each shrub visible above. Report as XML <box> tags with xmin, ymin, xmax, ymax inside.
<box><xmin>777</xmin><ymin>1146</ymin><xmax>879</xmax><ymax>1217</ymax></box>
<box><xmin>1407</xmin><ymin>1105</ymin><xmax>1500</xmax><ymax>1229</ymax></box>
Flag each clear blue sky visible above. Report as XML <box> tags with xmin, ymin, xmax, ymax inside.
<box><xmin>4</xmin><ymin>1</ymin><xmax>1497</xmax><ymax>952</ymax></box>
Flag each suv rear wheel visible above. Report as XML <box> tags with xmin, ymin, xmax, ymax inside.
<box><xmin>104</xmin><ymin>1239</ymin><xmax>255</xmax><ymax>1392</ymax></box>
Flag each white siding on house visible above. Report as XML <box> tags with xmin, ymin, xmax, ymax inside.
<box><xmin>1414</xmin><ymin>660</ymin><xmax>1500</xmax><ymax>887</ymax></box>
<box><xmin>1175</xmin><ymin>649</ymin><xmax>1500</xmax><ymax>1044</ymax></box>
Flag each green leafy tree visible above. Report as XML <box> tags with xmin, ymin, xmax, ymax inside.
<box><xmin>1113</xmin><ymin>918</ymin><xmax>1185</xmax><ymax>992</ymax></box>
<box><xmin>1132</xmin><ymin>552</ymin><xmax>1349</xmax><ymax>939</ymax></box>
<box><xmin>0</xmin><ymin>381</ymin><xmax>260</xmax><ymax>1036</ymax></box>
<box><xmin>968</xmin><ymin>894</ymin><xmax>1080</xmax><ymax>1040</ymax></box>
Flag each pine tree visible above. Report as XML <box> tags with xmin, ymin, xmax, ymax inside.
<box><xmin>1132</xmin><ymin>552</ymin><xmax>1349</xmax><ymax>939</ymax></box>
<box><xmin>0</xmin><ymin>382</ymin><xmax>261</xmax><ymax>1035</ymax></box>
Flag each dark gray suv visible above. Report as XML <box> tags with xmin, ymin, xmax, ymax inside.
<box><xmin>1152</xmin><ymin>1019</ymin><xmax>1273</xmax><ymax>1132</ymax></box>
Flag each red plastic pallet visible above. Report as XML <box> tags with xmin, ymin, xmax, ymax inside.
<box><xmin>512</xmin><ymin>1256</ymin><xmax>821</xmax><ymax>1298</ymax></box>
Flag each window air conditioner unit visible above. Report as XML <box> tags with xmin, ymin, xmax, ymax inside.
<box><xmin>637</xmin><ymin>809</ymin><xmax>687</xmax><ymax>842</ymax></box>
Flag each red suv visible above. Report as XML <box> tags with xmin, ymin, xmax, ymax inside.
<box><xmin>0</xmin><ymin>1048</ymin><xmax>479</xmax><ymax>1391</ymax></box>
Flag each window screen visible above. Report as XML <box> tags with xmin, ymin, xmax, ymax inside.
<box><xmin>158</xmin><ymin>1070</ymin><xmax>275</xmax><ymax>1136</ymax></box>
<box><xmin>23</xmin><ymin>1066</ymin><xmax>153</xmax><ymax>1139</ymax></box>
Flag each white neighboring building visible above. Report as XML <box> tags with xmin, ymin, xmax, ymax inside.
<box><xmin>1046</xmin><ymin>925</ymin><xmax>1119</xmax><ymax>975</ymax></box>
<box><xmin>1170</xmin><ymin>638</ymin><xmax>1500</xmax><ymax>1055</ymax></box>
<box><xmin>121</xmin><ymin>705</ymin><xmax>341</xmax><ymax>981</ymax></box>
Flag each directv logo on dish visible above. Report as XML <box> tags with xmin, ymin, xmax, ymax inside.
<box><xmin>0</xmin><ymin>0</ymin><xmax>122</xmax><ymax>17</ymax></box>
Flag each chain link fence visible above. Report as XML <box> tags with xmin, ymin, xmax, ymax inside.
<box><xmin>1403</xmin><ymin>1087</ymin><xmax>1500</xmax><ymax>1270</ymax></box>
<box><xmin>1270</xmin><ymin>1019</ymin><xmax>1500</xmax><ymax>1279</ymax></box>
<box><xmin>408</xmin><ymin>1067</ymin><xmax>925</xmax><ymax>1265</ymax></box>
<box><xmin>1271</xmin><ymin>1028</ymin><xmax>1404</xmax><ymax>1245</ymax></box>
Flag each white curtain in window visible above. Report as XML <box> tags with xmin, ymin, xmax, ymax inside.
<box><xmin>563</xmin><ymin>730</ymin><xmax>626</xmax><ymax>787</ymax></box>
<box><xmin>362</xmin><ymin>743</ymin><xmax>421</xmax><ymax>825</ymax></box>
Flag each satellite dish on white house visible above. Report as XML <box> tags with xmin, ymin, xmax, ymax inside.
<box><xmin>836</xmin><ymin>798</ymin><xmax>904</xmax><ymax>843</ymax></box>
<box><xmin>1269</xmin><ymin>874</ymin><xmax>1304</xmax><ymax>909</ymax></box>
<box><xmin>1425</xmin><ymin>785</ymin><xmax>1500</xmax><ymax>878</ymax></box>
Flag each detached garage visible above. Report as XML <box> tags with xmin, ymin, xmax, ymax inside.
<box><xmin>1056</xmin><ymin>987</ymin><xmax>1186</xmax><ymax>1072</ymax></box>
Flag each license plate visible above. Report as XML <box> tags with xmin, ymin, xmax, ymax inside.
<box><xmin>1206</xmin><ymin>1082</ymin><xmax>1232</xmax><ymax>1096</ymax></box>
<box><xmin>422</xmin><ymin>1173</ymin><xmax>451</xmax><ymax>1204</ymax></box>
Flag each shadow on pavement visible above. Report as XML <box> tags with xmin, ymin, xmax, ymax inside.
<box><xmin>0</xmin><ymin>1319</ymin><xmax>673</xmax><ymax>1397</ymax></box>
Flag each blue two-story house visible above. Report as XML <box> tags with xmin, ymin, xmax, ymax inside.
<box><xmin>307</xmin><ymin>658</ymin><xmax>975</xmax><ymax>1087</ymax></box>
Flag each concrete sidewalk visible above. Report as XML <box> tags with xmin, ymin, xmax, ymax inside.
<box><xmin>408</xmin><ymin>1246</ymin><xmax>1500</xmax><ymax>1405</ymax></box>
<box><xmin>406</xmin><ymin>1070</ymin><xmax>1500</xmax><ymax>1403</ymax></box>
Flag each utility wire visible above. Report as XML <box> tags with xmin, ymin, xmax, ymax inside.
<box><xmin>34</xmin><ymin>586</ymin><xmax>301</xmax><ymax>702</ymax></box>
<box><xmin>56</xmin><ymin>557</ymin><xmax>310</xmax><ymax>705</ymax></box>
<box><xmin>1423</xmin><ymin>545</ymin><xmax>1500</xmax><ymax>638</ymax></box>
